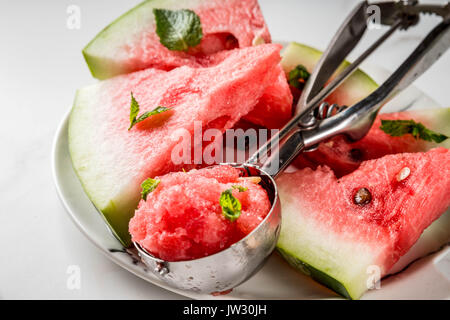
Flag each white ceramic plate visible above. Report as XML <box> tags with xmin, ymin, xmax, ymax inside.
<box><xmin>52</xmin><ymin>62</ymin><xmax>450</xmax><ymax>300</ymax></box>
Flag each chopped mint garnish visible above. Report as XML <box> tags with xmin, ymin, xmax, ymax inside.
<box><xmin>219</xmin><ymin>189</ymin><xmax>242</xmax><ymax>222</ymax></box>
<box><xmin>288</xmin><ymin>64</ymin><xmax>310</xmax><ymax>90</ymax></box>
<box><xmin>153</xmin><ymin>8</ymin><xmax>203</xmax><ymax>52</ymax></box>
<box><xmin>380</xmin><ymin>119</ymin><xmax>448</xmax><ymax>143</ymax></box>
<box><xmin>232</xmin><ymin>185</ymin><xmax>248</xmax><ymax>192</ymax></box>
<box><xmin>128</xmin><ymin>92</ymin><xmax>171</xmax><ymax>130</ymax></box>
<box><xmin>141</xmin><ymin>178</ymin><xmax>160</xmax><ymax>201</ymax></box>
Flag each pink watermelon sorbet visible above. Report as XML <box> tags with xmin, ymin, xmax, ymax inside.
<box><xmin>129</xmin><ymin>165</ymin><xmax>271</xmax><ymax>261</ymax></box>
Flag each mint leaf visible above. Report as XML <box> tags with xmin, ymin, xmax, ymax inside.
<box><xmin>288</xmin><ymin>64</ymin><xmax>310</xmax><ymax>90</ymax></box>
<box><xmin>128</xmin><ymin>92</ymin><xmax>171</xmax><ymax>130</ymax></box>
<box><xmin>129</xmin><ymin>92</ymin><xmax>140</xmax><ymax>129</ymax></box>
<box><xmin>135</xmin><ymin>106</ymin><xmax>171</xmax><ymax>124</ymax></box>
<box><xmin>232</xmin><ymin>185</ymin><xmax>248</xmax><ymax>192</ymax></box>
<box><xmin>219</xmin><ymin>189</ymin><xmax>242</xmax><ymax>222</ymax></box>
<box><xmin>141</xmin><ymin>178</ymin><xmax>160</xmax><ymax>201</ymax></box>
<box><xmin>153</xmin><ymin>9</ymin><xmax>203</xmax><ymax>52</ymax></box>
<box><xmin>380</xmin><ymin>119</ymin><xmax>448</xmax><ymax>143</ymax></box>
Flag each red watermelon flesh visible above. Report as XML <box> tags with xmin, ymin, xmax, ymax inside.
<box><xmin>83</xmin><ymin>0</ymin><xmax>271</xmax><ymax>79</ymax></box>
<box><xmin>129</xmin><ymin>165</ymin><xmax>271</xmax><ymax>261</ymax></box>
<box><xmin>243</xmin><ymin>64</ymin><xmax>293</xmax><ymax>129</ymax></box>
<box><xmin>294</xmin><ymin>109</ymin><xmax>450</xmax><ymax>177</ymax></box>
<box><xmin>198</xmin><ymin>51</ymin><xmax>293</xmax><ymax>129</ymax></box>
<box><xmin>277</xmin><ymin>147</ymin><xmax>450</xmax><ymax>299</ymax></box>
<box><xmin>69</xmin><ymin>44</ymin><xmax>282</xmax><ymax>245</ymax></box>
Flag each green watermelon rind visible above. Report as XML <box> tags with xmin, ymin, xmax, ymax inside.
<box><xmin>69</xmin><ymin>89</ymin><xmax>135</xmax><ymax>247</ymax></box>
<box><xmin>83</xmin><ymin>0</ymin><xmax>159</xmax><ymax>80</ymax></box>
<box><xmin>277</xmin><ymin>247</ymin><xmax>352</xmax><ymax>299</ymax></box>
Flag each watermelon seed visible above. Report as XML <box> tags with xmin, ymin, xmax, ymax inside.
<box><xmin>396</xmin><ymin>167</ymin><xmax>411</xmax><ymax>182</ymax></box>
<box><xmin>252</xmin><ymin>35</ymin><xmax>265</xmax><ymax>46</ymax></box>
<box><xmin>354</xmin><ymin>188</ymin><xmax>372</xmax><ymax>205</ymax></box>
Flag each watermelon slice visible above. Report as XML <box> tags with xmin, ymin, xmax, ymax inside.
<box><xmin>83</xmin><ymin>0</ymin><xmax>271</xmax><ymax>79</ymax></box>
<box><xmin>296</xmin><ymin>108</ymin><xmax>450</xmax><ymax>177</ymax></box>
<box><xmin>69</xmin><ymin>44</ymin><xmax>282</xmax><ymax>246</ymax></box>
<box><xmin>277</xmin><ymin>148</ymin><xmax>450</xmax><ymax>299</ymax></box>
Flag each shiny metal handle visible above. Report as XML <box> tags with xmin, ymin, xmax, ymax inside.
<box><xmin>303</xmin><ymin>17</ymin><xmax>450</xmax><ymax>145</ymax></box>
<box><xmin>296</xmin><ymin>1</ymin><xmax>368</xmax><ymax>117</ymax></box>
<box><xmin>258</xmin><ymin>129</ymin><xmax>306</xmax><ymax>179</ymax></box>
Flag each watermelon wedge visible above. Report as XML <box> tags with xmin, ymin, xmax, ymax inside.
<box><xmin>295</xmin><ymin>108</ymin><xmax>450</xmax><ymax>177</ymax></box>
<box><xmin>69</xmin><ymin>44</ymin><xmax>282</xmax><ymax>246</ymax></box>
<box><xmin>277</xmin><ymin>148</ymin><xmax>450</xmax><ymax>299</ymax></box>
<box><xmin>83</xmin><ymin>0</ymin><xmax>271</xmax><ymax>79</ymax></box>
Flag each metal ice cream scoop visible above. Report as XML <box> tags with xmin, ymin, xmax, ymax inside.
<box><xmin>135</xmin><ymin>0</ymin><xmax>450</xmax><ymax>294</ymax></box>
<box><xmin>135</xmin><ymin>163</ymin><xmax>281</xmax><ymax>294</ymax></box>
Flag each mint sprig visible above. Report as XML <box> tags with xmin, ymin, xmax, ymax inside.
<box><xmin>128</xmin><ymin>92</ymin><xmax>170</xmax><ymax>130</ymax></box>
<box><xmin>288</xmin><ymin>64</ymin><xmax>310</xmax><ymax>90</ymax></box>
<box><xmin>380</xmin><ymin>119</ymin><xmax>448</xmax><ymax>143</ymax></box>
<box><xmin>141</xmin><ymin>178</ymin><xmax>160</xmax><ymax>201</ymax></box>
<box><xmin>219</xmin><ymin>189</ymin><xmax>242</xmax><ymax>222</ymax></box>
<box><xmin>153</xmin><ymin>9</ymin><xmax>203</xmax><ymax>52</ymax></box>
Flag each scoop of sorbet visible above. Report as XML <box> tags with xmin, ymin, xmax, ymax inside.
<box><xmin>129</xmin><ymin>165</ymin><xmax>271</xmax><ymax>261</ymax></box>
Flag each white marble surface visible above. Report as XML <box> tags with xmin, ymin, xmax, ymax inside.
<box><xmin>0</xmin><ymin>0</ymin><xmax>448</xmax><ymax>299</ymax></box>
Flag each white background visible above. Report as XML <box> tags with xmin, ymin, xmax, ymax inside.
<box><xmin>0</xmin><ymin>0</ymin><xmax>449</xmax><ymax>299</ymax></box>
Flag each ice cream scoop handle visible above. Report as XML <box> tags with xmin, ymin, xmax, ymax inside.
<box><xmin>258</xmin><ymin>129</ymin><xmax>306</xmax><ymax>179</ymax></box>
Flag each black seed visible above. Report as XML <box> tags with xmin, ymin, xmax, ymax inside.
<box><xmin>354</xmin><ymin>188</ymin><xmax>372</xmax><ymax>205</ymax></box>
<box><xmin>349</xmin><ymin>148</ymin><xmax>364</xmax><ymax>161</ymax></box>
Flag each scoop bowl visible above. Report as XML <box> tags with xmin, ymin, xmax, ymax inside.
<box><xmin>134</xmin><ymin>163</ymin><xmax>281</xmax><ymax>294</ymax></box>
